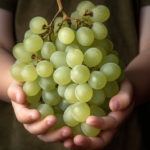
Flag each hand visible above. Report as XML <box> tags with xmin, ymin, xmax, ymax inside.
<box><xmin>63</xmin><ymin>79</ymin><xmax>135</xmax><ymax>150</ymax></box>
<box><xmin>7</xmin><ymin>80</ymin><xmax>72</xmax><ymax>142</ymax></box>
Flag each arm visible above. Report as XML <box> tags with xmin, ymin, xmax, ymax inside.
<box><xmin>64</xmin><ymin>6</ymin><xmax>150</xmax><ymax>150</ymax></box>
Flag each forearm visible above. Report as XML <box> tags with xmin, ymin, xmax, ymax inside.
<box><xmin>0</xmin><ymin>48</ymin><xmax>14</xmax><ymax>102</ymax></box>
<box><xmin>125</xmin><ymin>49</ymin><xmax>150</xmax><ymax>106</ymax></box>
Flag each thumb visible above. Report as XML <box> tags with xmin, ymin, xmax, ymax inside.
<box><xmin>109</xmin><ymin>79</ymin><xmax>133</xmax><ymax>111</ymax></box>
<box><xmin>7</xmin><ymin>80</ymin><xmax>26</xmax><ymax>104</ymax></box>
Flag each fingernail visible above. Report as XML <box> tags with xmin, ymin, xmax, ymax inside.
<box><xmin>31</xmin><ymin>113</ymin><xmax>38</xmax><ymax>120</ymax></box>
<box><xmin>62</xmin><ymin>130</ymin><xmax>70</xmax><ymax>138</ymax></box>
<box><xmin>16</xmin><ymin>93</ymin><xmax>21</xmax><ymax>103</ymax></box>
<box><xmin>112</xmin><ymin>100</ymin><xmax>120</xmax><ymax>110</ymax></box>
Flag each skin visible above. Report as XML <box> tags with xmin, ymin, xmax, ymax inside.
<box><xmin>0</xmin><ymin>5</ymin><xmax>150</xmax><ymax>150</ymax></box>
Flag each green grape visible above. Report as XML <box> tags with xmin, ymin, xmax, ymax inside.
<box><xmin>42</xmin><ymin>89</ymin><xmax>61</xmax><ymax>106</ymax></box>
<box><xmin>24</xmin><ymin>34</ymin><xmax>43</xmax><ymax>53</ymax></box>
<box><xmin>54</xmin><ymin>17</ymin><xmax>69</xmax><ymax>33</ymax></box>
<box><xmin>72</xmin><ymin>102</ymin><xmax>90</xmax><ymax>122</ymax></box>
<box><xmin>90</xmin><ymin>5</ymin><xmax>110</xmax><ymax>22</ymax></box>
<box><xmin>53</xmin><ymin>66</ymin><xmax>71</xmax><ymax>85</ymax></box>
<box><xmin>29</xmin><ymin>16</ymin><xmax>48</xmax><ymax>34</ymax></box>
<box><xmin>36</xmin><ymin>60</ymin><xmax>53</xmax><ymax>77</ymax></box>
<box><xmin>29</xmin><ymin>102</ymin><xmax>41</xmax><ymax>109</ymax></box>
<box><xmin>65</xmin><ymin>44</ymin><xmax>80</xmax><ymax>53</ymax></box>
<box><xmin>81</xmin><ymin>122</ymin><xmax>100</xmax><ymax>137</ymax></box>
<box><xmin>84</xmin><ymin>48</ymin><xmax>103</xmax><ymax>67</ymax></box>
<box><xmin>13</xmin><ymin>43</ymin><xmax>32</xmax><ymax>63</ymax></box>
<box><xmin>23</xmin><ymin>80</ymin><xmax>41</xmax><ymax>96</ymax></box>
<box><xmin>117</xmin><ymin>70</ymin><xmax>125</xmax><ymax>83</ymax></box>
<box><xmin>104</xmin><ymin>81</ymin><xmax>119</xmax><ymax>98</ymax></box>
<box><xmin>59</xmin><ymin>99</ymin><xmax>70</xmax><ymax>111</ymax></box>
<box><xmin>76</xmin><ymin>27</ymin><xmax>94</xmax><ymax>46</ymax></box>
<box><xmin>58</xmin><ymin>27</ymin><xmax>75</xmax><ymax>45</ymax></box>
<box><xmin>102</xmin><ymin>54</ymin><xmax>119</xmax><ymax>64</ymax></box>
<box><xmin>38</xmin><ymin>77</ymin><xmax>56</xmax><ymax>91</ymax></box>
<box><xmin>92</xmin><ymin>22</ymin><xmax>108</xmax><ymax>40</ymax></box>
<box><xmin>53</xmin><ymin>113</ymin><xmax>65</xmax><ymax>129</ymax></box>
<box><xmin>71</xmin><ymin>11</ymin><xmax>80</xmax><ymax>19</ymax></box>
<box><xmin>53</xmin><ymin>105</ymin><xmax>63</xmax><ymax>113</ymax></box>
<box><xmin>26</xmin><ymin>91</ymin><xmax>41</xmax><ymax>104</ymax></box>
<box><xmin>75</xmin><ymin>84</ymin><xmax>93</xmax><ymax>102</ymax></box>
<box><xmin>21</xmin><ymin>65</ymin><xmax>38</xmax><ymax>82</ymax></box>
<box><xmin>63</xmin><ymin>105</ymin><xmax>79</xmax><ymax>127</ymax></box>
<box><xmin>37</xmin><ymin>104</ymin><xmax>54</xmax><ymax>119</ymax></box>
<box><xmin>50</xmin><ymin>51</ymin><xmax>67</xmax><ymax>68</ymax></box>
<box><xmin>64</xmin><ymin>84</ymin><xmax>78</xmax><ymax>104</ymax></box>
<box><xmin>24</xmin><ymin>30</ymin><xmax>34</xmax><ymax>39</ymax></box>
<box><xmin>89</xmin><ymin>90</ymin><xmax>106</xmax><ymax>106</ymax></box>
<box><xmin>88</xmin><ymin>71</ymin><xmax>107</xmax><ymax>90</ymax></box>
<box><xmin>90</xmin><ymin>105</ymin><xmax>106</xmax><ymax>117</ymax></box>
<box><xmin>55</xmin><ymin>38</ymin><xmax>67</xmax><ymax>51</ymax></box>
<box><xmin>110</xmin><ymin>50</ymin><xmax>119</xmax><ymax>56</ymax></box>
<box><xmin>100</xmin><ymin>98</ymin><xmax>110</xmax><ymax>113</ymax></box>
<box><xmin>79</xmin><ymin>45</ymin><xmax>90</xmax><ymax>53</ymax></box>
<box><xmin>11</xmin><ymin>61</ymin><xmax>26</xmax><ymax>82</ymax></box>
<box><xmin>41</xmin><ymin>42</ymin><xmax>56</xmax><ymax>59</ymax></box>
<box><xmin>77</xmin><ymin>1</ymin><xmax>95</xmax><ymax>16</ymax></box>
<box><xmin>100</xmin><ymin>63</ymin><xmax>121</xmax><ymax>81</ymax></box>
<box><xmin>72</xmin><ymin>124</ymin><xmax>83</xmax><ymax>136</ymax></box>
<box><xmin>57</xmin><ymin>85</ymin><xmax>68</xmax><ymax>97</ymax></box>
<box><xmin>66</xmin><ymin>49</ymin><xmax>84</xmax><ymax>68</ymax></box>
<box><xmin>71</xmin><ymin>65</ymin><xmax>90</xmax><ymax>84</ymax></box>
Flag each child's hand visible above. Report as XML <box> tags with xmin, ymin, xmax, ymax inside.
<box><xmin>63</xmin><ymin>80</ymin><xmax>134</xmax><ymax>150</ymax></box>
<box><xmin>7</xmin><ymin>80</ymin><xmax>72</xmax><ymax>142</ymax></box>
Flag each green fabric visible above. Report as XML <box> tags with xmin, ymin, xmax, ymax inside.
<box><xmin>0</xmin><ymin>0</ymin><xmax>150</xmax><ymax>150</ymax></box>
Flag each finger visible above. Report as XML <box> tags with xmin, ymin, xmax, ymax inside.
<box><xmin>8</xmin><ymin>81</ymin><xmax>25</xmax><ymax>103</ymax></box>
<box><xmin>74</xmin><ymin>129</ymin><xmax>117</xmax><ymax>149</ymax></box>
<box><xmin>86</xmin><ymin>102</ymin><xmax>134</xmax><ymax>130</ymax></box>
<box><xmin>12</xmin><ymin>101</ymin><xmax>41</xmax><ymax>123</ymax></box>
<box><xmin>24</xmin><ymin>115</ymin><xmax>57</xmax><ymax>135</ymax></box>
<box><xmin>37</xmin><ymin>126</ymin><xmax>72</xmax><ymax>142</ymax></box>
<box><xmin>109</xmin><ymin>79</ymin><xmax>133</xmax><ymax>111</ymax></box>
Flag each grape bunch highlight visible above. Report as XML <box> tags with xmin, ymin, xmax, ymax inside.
<box><xmin>11</xmin><ymin>0</ymin><xmax>124</xmax><ymax>137</ymax></box>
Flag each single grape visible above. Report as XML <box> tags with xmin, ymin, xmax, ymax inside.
<box><xmin>53</xmin><ymin>66</ymin><xmax>71</xmax><ymax>85</ymax></box>
<box><xmin>71</xmin><ymin>11</ymin><xmax>80</xmax><ymax>19</ymax></box>
<box><xmin>36</xmin><ymin>60</ymin><xmax>53</xmax><ymax>77</ymax></box>
<box><xmin>71</xmin><ymin>64</ymin><xmax>90</xmax><ymax>84</ymax></box>
<box><xmin>26</xmin><ymin>91</ymin><xmax>41</xmax><ymax>104</ymax></box>
<box><xmin>42</xmin><ymin>89</ymin><xmax>61</xmax><ymax>106</ymax></box>
<box><xmin>24</xmin><ymin>34</ymin><xmax>43</xmax><ymax>53</ymax></box>
<box><xmin>57</xmin><ymin>85</ymin><xmax>68</xmax><ymax>98</ymax></box>
<box><xmin>88</xmin><ymin>71</ymin><xmax>107</xmax><ymax>90</ymax></box>
<box><xmin>38</xmin><ymin>77</ymin><xmax>56</xmax><ymax>91</ymax></box>
<box><xmin>55</xmin><ymin>38</ymin><xmax>67</xmax><ymax>51</ymax></box>
<box><xmin>37</xmin><ymin>104</ymin><xmax>54</xmax><ymax>119</ymax></box>
<box><xmin>81</xmin><ymin>122</ymin><xmax>100</xmax><ymax>137</ymax></box>
<box><xmin>29</xmin><ymin>102</ymin><xmax>41</xmax><ymax>109</ymax></box>
<box><xmin>90</xmin><ymin>5</ymin><xmax>110</xmax><ymax>22</ymax></box>
<box><xmin>41</xmin><ymin>42</ymin><xmax>56</xmax><ymax>59</ymax></box>
<box><xmin>59</xmin><ymin>99</ymin><xmax>70</xmax><ymax>111</ymax></box>
<box><xmin>50</xmin><ymin>51</ymin><xmax>67</xmax><ymax>68</ymax></box>
<box><xmin>92</xmin><ymin>22</ymin><xmax>108</xmax><ymax>40</ymax></box>
<box><xmin>21</xmin><ymin>64</ymin><xmax>38</xmax><ymax>82</ymax></box>
<box><xmin>76</xmin><ymin>27</ymin><xmax>94</xmax><ymax>46</ymax></box>
<box><xmin>29</xmin><ymin>16</ymin><xmax>48</xmax><ymax>34</ymax></box>
<box><xmin>72</xmin><ymin>102</ymin><xmax>90</xmax><ymax>122</ymax></box>
<box><xmin>101</xmin><ymin>54</ymin><xmax>119</xmax><ymax>65</ymax></box>
<box><xmin>53</xmin><ymin>113</ymin><xmax>65</xmax><ymax>129</ymax></box>
<box><xmin>65</xmin><ymin>44</ymin><xmax>80</xmax><ymax>53</ymax></box>
<box><xmin>84</xmin><ymin>48</ymin><xmax>103</xmax><ymax>67</ymax></box>
<box><xmin>23</xmin><ymin>80</ymin><xmax>41</xmax><ymax>96</ymax></box>
<box><xmin>63</xmin><ymin>105</ymin><xmax>79</xmax><ymax>127</ymax></box>
<box><xmin>72</xmin><ymin>124</ymin><xmax>83</xmax><ymax>136</ymax></box>
<box><xmin>58</xmin><ymin>27</ymin><xmax>75</xmax><ymax>45</ymax></box>
<box><xmin>75</xmin><ymin>84</ymin><xmax>93</xmax><ymax>102</ymax></box>
<box><xmin>64</xmin><ymin>84</ymin><xmax>78</xmax><ymax>104</ymax></box>
<box><xmin>100</xmin><ymin>63</ymin><xmax>121</xmax><ymax>81</ymax></box>
<box><xmin>66</xmin><ymin>49</ymin><xmax>84</xmax><ymax>68</ymax></box>
<box><xmin>77</xmin><ymin>1</ymin><xmax>95</xmax><ymax>16</ymax></box>
<box><xmin>24</xmin><ymin>30</ymin><xmax>34</xmax><ymax>39</ymax></box>
<box><xmin>13</xmin><ymin>43</ymin><xmax>32</xmax><ymax>63</ymax></box>
<box><xmin>11</xmin><ymin>61</ymin><xmax>26</xmax><ymax>82</ymax></box>
<box><xmin>90</xmin><ymin>105</ymin><xmax>106</xmax><ymax>117</ymax></box>
<box><xmin>104</xmin><ymin>81</ymin><xmax>119</xmax><ymax>98</ymax></box>
<box><xmin>89</xmin><ymin>90</ymin><xmax>105</xmax><ymax>106</ymax></box>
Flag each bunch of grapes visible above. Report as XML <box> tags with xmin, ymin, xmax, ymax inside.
<box><xmin>11</xmin><ymin>0</ymin><xmax>123</xmax><ymax>137</ymax></box>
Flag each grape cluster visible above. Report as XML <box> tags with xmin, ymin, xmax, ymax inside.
<box><xmin>11</xmin><ymin>1</ymin><xmax>123</xmax><ymax>137</ymax></box>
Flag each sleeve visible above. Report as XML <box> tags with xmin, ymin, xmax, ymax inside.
<box><xmin>0</xmin><ymin>0</ymin><xmax>17</xmax><ymax>12</ymax></box>
<box><xmin>140</xmin><ymin>0</ymin><xmax>150</xmax><ymax>7</ymax></box>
